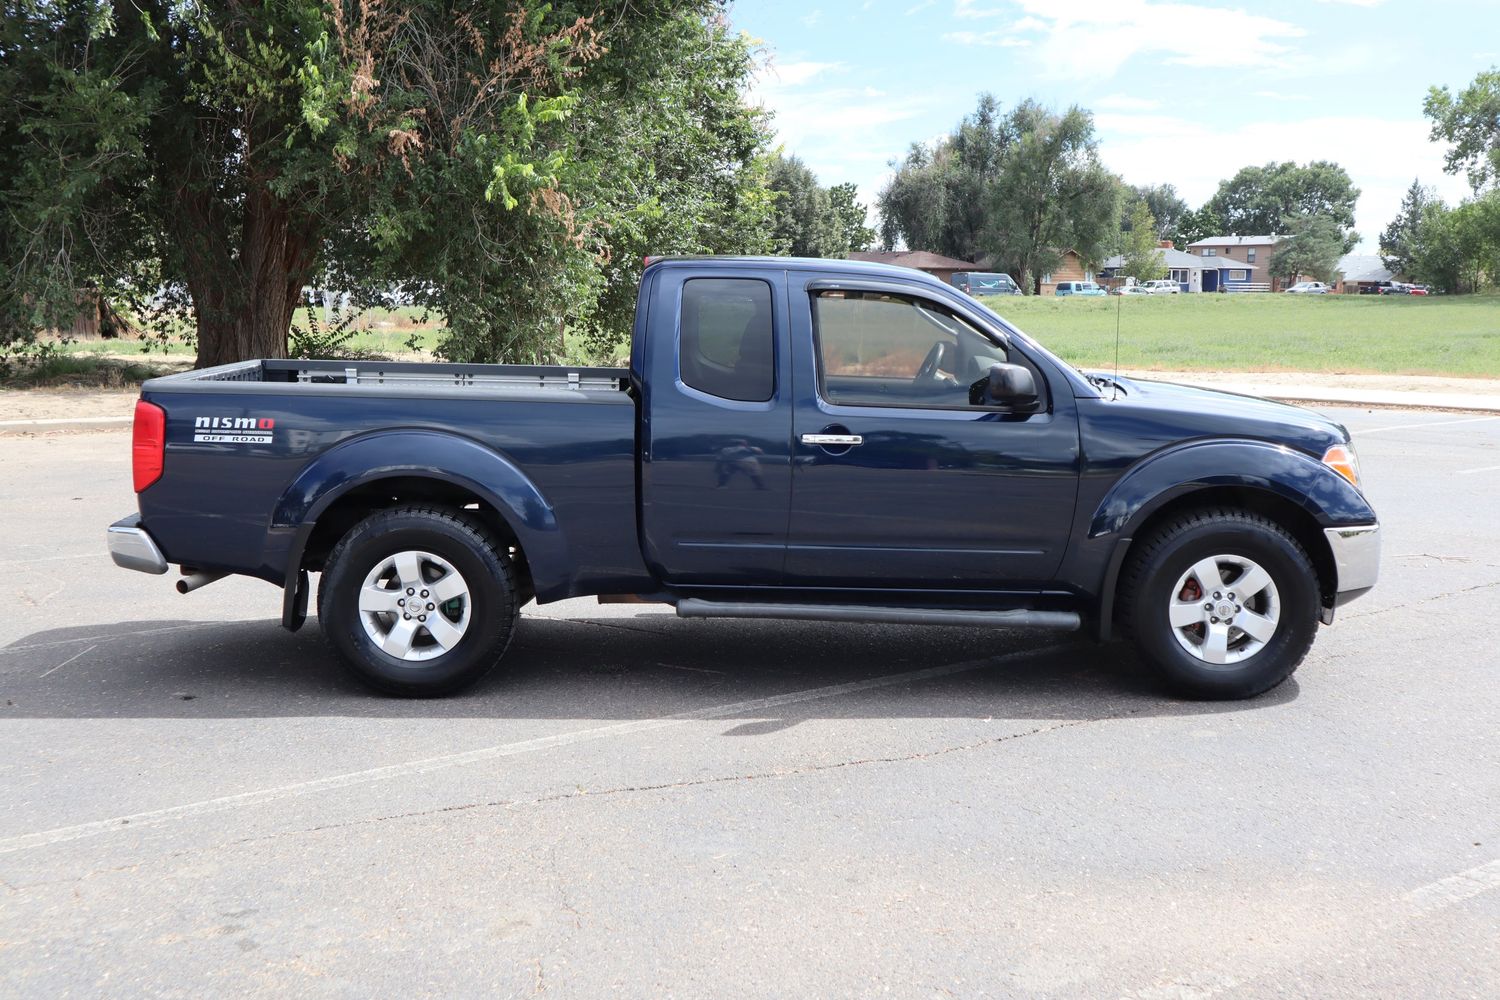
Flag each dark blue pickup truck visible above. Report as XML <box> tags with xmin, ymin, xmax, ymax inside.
<box><xmin>108</xmin><ymin>256</ymin><xmax>1379</xmax><ymax>698</ymax></box>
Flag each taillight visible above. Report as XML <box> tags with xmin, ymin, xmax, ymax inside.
<box><xmin>132</xmin><ymin>400</ymin><xmax>165</xmax><ymax>492</ymax></box>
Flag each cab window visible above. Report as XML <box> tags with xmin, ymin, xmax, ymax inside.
<box><xmin>679</xmin><ymin>279</ymin><xmax>774</xmax><ymax>402</ymax></box>
<box><xmin>811</xmin><ymin>290</ymin><xmax>1009</xmax><ymax>409</ymax></box>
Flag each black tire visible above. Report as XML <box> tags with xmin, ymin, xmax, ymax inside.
<box><xmin>318</xmin><ymin>505</ymin><xmax>518</xmax><ymax>697</ymax></box>
<box><xmin>1119</xmin><ymin>507</ymin><xmax>1320</xmax><ymax>700</ymax></box>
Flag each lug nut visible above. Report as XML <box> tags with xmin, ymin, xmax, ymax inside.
<box><xmin>406</xmin><ymin>588</ymin><xmax>415</xmax><ymax>596</ymax></box>
<box><xmin>418</xmin><ymin>614</ymin><xmax>427</xmax><ymax>622</ymax></box>
<box><xmin>1210</xmin><ymin>616</ymin><xmax>1219</xmax><ymax>624</ymax></box>
<box><xmin>398</xmin><ymin>598</ymin><xmax>405</xmax><ymax>606</ymax></box>
<box><xmin>426</xmin><ymin>603</ymin><xmax>434</xmax><ymax>611</ymax></box>
<box><xmin>1214</xmin><ymin>591</ymin><xmax>1222</xmax><ymax>599</ymax></box>
<box><xmin>1235</xmin><ymin>605</ymin><xmax>1242</xmax><ymax>612</ymax></box>
<box><xmin>1204</xmin><ymin>602</ymin><xmax>1213</xmax><ymax>610</ymax></box>
<box><xmin>420</xmin><ymin>590</ymin><xmax>429</xmax><ymax>598</ymax></box>
<box><xmin>1227</xmin><ymin>592</ymin><xmax>1235</xmax><ymax>600</ymax></box>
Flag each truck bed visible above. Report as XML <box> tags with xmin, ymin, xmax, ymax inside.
<box><xmin>160</xmin><ymin>358</ymin><xmax>630</xmax><ymax>396</ymax></box>
<box><xmin>136</xmin><ymin>357</ymin><xmax>647</xmax><ymax>598</ymax></box>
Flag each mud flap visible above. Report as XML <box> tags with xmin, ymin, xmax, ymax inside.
<box><xmin>282</xmin><ymin>568</ymin><xmax>309</xmax><ymax>632</ymax></box>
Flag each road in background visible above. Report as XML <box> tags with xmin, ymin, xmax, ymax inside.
<box><xmin>1</xmin><ymin>408</ymin><xmax>1497</xmax><ymax>997</ymax></box>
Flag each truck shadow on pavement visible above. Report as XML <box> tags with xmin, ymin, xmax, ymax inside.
<box><xmin>0</xmin><ymin>613</ymin><xmax>1298</xmax><ymax>720</ymax></box>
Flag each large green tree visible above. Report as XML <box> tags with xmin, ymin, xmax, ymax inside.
<box><xmin>1</xmin><ymin>0</ymin><xmax>775</xmax><ymax>369</ymax></box>
<box><xmin>1424</xmin><ymin>67</ymin><xmax>1500</xmax><ymax>192</ymax></box>
<box><xmin>1205</xmin><ymin>161</ymin><xmax>1360</xmax><ymax>252</ymax></box>
<box><xmin>1269</xmin><ymin>213</ymin><xmax>1344</xmax><ymax>284</ymax></box>
<box><xmin>1129</xmin><ymin>183</ymin><xmax>1188</xmax><ymax>243</ymax></box>
<box><xmin>986</xmin><ymin>101</ymin><xmax>1119</xmax><ymax>293</ymax></box>
<box><xmin>766</xmin><ymin>153</ymin><xmax>840</xmax><ymax>257</ymax></box>
<box><xmin>1118</xmin><ymin>203</ymin><xmax>1167</xmax><ymax>283</ymax></box>
<box><xmin>877</xmin><ymin>95</ymin><xmax>1119</xmax><ymax>292</ymax></box>
<box><xmin>1379</xmin><ymin>179</ymin><xmax>1431</xmax><ymax>277</ymax></box>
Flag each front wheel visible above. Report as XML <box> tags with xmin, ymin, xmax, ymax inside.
<box><xmin>318</xmin><ymin>505</ymin><xmax>519</xmax><ymax>697</ymax></box>
<box><xmin>1119</xmin><ymin>508</ymin><xmax>1321</xmax><ymax>699</ymax></box>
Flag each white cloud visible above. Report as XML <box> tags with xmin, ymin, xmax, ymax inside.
<box><xmin>904</xmin><ymin>0</ymin><xmax>937</xmax><ymax>14</ymax></box>
<box><xmin>1096</xmin><ymin>93</ymin><xmax>1162</xmax><ymax>112</ymax></box>
<box><xmin>970</xmin><ymin>0</ymin><xmax>1306</xmax><ymax>79</ymax></box>
<box><xmin>763</xmin><ymin>60</ymin><xmax>842</xmax><ymax>87</ymax></box>
<box><xmin>801</xmin><ymin>9</ymin><xmax>823</xmax><ymax>28</ymax></box>
<box><xmin>943</xmin><ymin>31</ymin><xmax>1031</xmax><ymax>47</ymax></box>
<box><xmin>1094</xmin><ymin>113</ymin><xmax>1472</xmax><ymax>251</ymax></box>
<box><xmin>748</xmin><ymin>58</ymin><xmax>947</xmax><ymax>223</ymax></box>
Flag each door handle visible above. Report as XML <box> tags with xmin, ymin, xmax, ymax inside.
<box><xmin>800</xmin><ymin>433</ymin><xmax>863</xmax><ymax>446</ymax></box>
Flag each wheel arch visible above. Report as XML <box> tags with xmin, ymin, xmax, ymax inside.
<box><xmin>274</xmin><ymin>431</ymin><xmax>567</xmax><ymax>628</ymax></box>
<box><xmin>1099</xmin><ymin>485</ymin><xmax>1338</xmax><ymax>643</ymax></box>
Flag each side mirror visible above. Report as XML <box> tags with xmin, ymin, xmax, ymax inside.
<box><xmin>969</xmin><ymin>363</ymin><xmax>1039</xmax><ymax>410</ymax></box>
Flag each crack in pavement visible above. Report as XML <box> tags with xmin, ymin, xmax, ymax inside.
<box><xmin>1</xmin><ymin>711</ymin><xmax>1123</xmax><ymax>894</ymax></box>
<box><xmin>1343</xmin><ymin>578</ymin><xmax>1500</xmax><ymax>620</ymax></box>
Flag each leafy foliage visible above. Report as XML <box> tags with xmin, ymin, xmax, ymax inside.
<box><xmin>1118</xmin><ymin>203</ymin><xmax>1168</xmax><ymax>282</ymax></box>
<box><xmin>877</xmin><ymin>95</ymin><xmax>1120</xmax><ymax>294</ymax></box>
<box><xmin>1205</xmin><ymin>161</ymin><xmax>1360</xmax><ymax>252</ymax></box>
<box><xmin>764</xmin><ymin>154</ymin><xmax>873</xmax><ymax>258</ymax></box>
<box><xmin>1</xmin><ymin>1</ymin><xmax>777</xmax><ymax>369</ymax></box>
<box><xmin>1424</xmin><ymin>67</ymin><xmax>1500</xmax><ymax>192</ymax></box>
<box><xmin>1269</xmin><ymin>214</ymin><xmax>1344</xmax><ymax>284</ymax></box>
<box><xmin>1379</xmin><ymin>179</ymin><xmax>1430</xmax><ymax>277</ymax></box>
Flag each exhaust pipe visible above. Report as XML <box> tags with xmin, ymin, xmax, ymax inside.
<box><xmin>177</xmin><ymin>570</ymin><xmax>228</xmax><ymax>594</ymax></box>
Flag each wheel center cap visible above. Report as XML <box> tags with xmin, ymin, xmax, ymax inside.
<box><xmin>1216</xmin><ymin>602</ymin><xmax>1235</xmax><ymax>620</ymax></box>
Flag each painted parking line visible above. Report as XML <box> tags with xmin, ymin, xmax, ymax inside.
<box><xmin>1122</xmin><ymin>856</ymin><xmax>1500</xmax><ymax>1000</ymax></box>
<box><xmin>0</xmin><ymin>642</ymin><xmax>1081</xmax><ymax>855</ymax></box>
<box><xmin>1358</xmin><ymin>414</ymin><xmax>1500</xmax><ymax>435</ymax></box>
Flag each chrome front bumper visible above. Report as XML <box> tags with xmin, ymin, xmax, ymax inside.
<box><xmin>1323</xmin><ymin>523</ymin><xmax>1380</xmax><ymax>603</ymax></box>
<box><xmin>107</xmin><ymin>514</ymin><xmax>169</xmax><ymax>575</ymax></box>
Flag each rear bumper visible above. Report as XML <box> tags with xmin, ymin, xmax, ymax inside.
<box><xmin>107</xmin><ymin>514</ymin><xmax>169</xmax><ymax>575</ymax></box>
<box><xmin>1324</xmin><ymin>523</ymin><xmax>1379</xmax><ymax>604</ymax></box>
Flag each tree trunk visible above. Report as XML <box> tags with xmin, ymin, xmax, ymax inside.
<box><xmin>182</xmin><ymin>185</ymin><xmax>317</xmax><ymax>369</ymax></box>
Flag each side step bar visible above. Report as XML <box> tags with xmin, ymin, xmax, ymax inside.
<box><xmin>675</xmin><ymin>599</ymin><xmax>1080</xmax><ymax>631</ymax></box>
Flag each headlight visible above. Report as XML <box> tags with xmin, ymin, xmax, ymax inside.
<box><xmin>1322</xmin><ymin>444</ymin><xmax>1361</xmax><ymax>488</ymax></box>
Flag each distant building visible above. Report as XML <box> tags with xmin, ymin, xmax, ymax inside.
<box><xmin>1186</xmin><ymin>234</ymin><xmax>1286</xmax><ymax>290</ymax></box>
<box><xmin>1101</xmin><ymin>242</ymin><xmax>1259</xmax><ymax>293</ymax></box>
<box><xmin>848</xmin><ymin>250</ymin><xmax>977</xmax><ymax>287</ymax></box>
<box><xmin>1038</xmin><ymin>250</ymin><xmax>1093</xmax><ymax>296</ymax></box>
<box><xmin>1335</xmin><ymin>254</ymin><xmax>1401</xmax><ymax>294</ymax></box>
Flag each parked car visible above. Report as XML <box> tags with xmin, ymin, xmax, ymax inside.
<box><xmin>1142</xmin><ymin>279</ymin><xmax>1181</xmax><ymax>295</ymax></box>
<box><xmin>1407</xmin><ymin>284</ymin><xmax>1430</xmax><ymax>296</ymax></box>
<box><xmin>952</xmin><ymin>271</ymin><xmax>1022</xmax><ymax>297</ymax></box>
<box><xmin>108</xmin><ymin>255</ymin><xmax>1379</xmax><ymax>701</ymax></box>
<box><xmin>1378</xmin><ymin>282</ymin><xmax>1411</xmax><ymax>295</ymax></box>
<box><xmin>1286</xmin><ymin>282</ymin><xmax>1332</xmax><ymax>294</ymax></box>
<box><xmin>1055</xmin><ymin>281</ymin><xmax>1106</xmax><ymax>297</ymax></box>
<box><xmin>1115</xmin><ymin>283</ymin><xmax>1153</xmax><ymax>296</ymax></box>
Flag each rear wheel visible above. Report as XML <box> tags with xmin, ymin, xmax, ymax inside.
<box><xmin>318</xmin><ymin>505</ymin><xmax>518</xmax><ymax>697</ymax></box>
<box><xmin>1119</xmin><ymin>507</ymin><xmax>1320</xmax><ymax>699</ymax></box>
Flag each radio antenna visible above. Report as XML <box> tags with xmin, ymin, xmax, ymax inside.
<box><xmin>1113</xmin><ymin>283</ymin><xmax>1122</xmax><ymax>401</ymax></box>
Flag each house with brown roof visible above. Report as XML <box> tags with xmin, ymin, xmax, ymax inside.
<box><xmin>848</xmin><ymin>250</ymin><xmax>978</xmax><ymax>287</ymax></box>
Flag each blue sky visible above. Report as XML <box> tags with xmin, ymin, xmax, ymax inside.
<box><xmin>730</xmin><ymin>0</ymin><xmax>1500</xmax><ymax>250</ymax></box>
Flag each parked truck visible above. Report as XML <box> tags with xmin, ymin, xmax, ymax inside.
<box><xmin>108</xmin><ymin>256</ymin><xmax>1380</xmax><ymax>698</ymax></box>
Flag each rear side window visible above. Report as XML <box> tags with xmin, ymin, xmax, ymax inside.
<box><xmin>679</xmin><ymin>279</ymin><xmax>774</xmax><ymax>402</ymax></box>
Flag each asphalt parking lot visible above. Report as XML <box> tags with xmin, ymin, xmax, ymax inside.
<box><xmin>1</xmin><ymin>406</ymin><xmax>1497</xmax><ymax>998</ymax></box>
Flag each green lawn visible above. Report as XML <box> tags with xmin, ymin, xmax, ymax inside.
<box><xmin>979</xmin><ymin>293</ymin><xmax>1500</xmax><ymax>378</ymax></box>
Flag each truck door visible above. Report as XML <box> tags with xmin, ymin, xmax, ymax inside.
<box><xmin>785</xmin><ymin>275</ymin><xmax>1079</xmax><ymax>590</ymax></box>
<box><xmin>638</xmin><ymin>267</ymin><xmax>792</xmax><ymax>585</ymax></box>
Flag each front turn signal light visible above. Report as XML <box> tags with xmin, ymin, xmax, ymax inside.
<box><xmin>1322</xmin><ymin>444</ymin><xmax>1361</xmax><ymax>489</ymax></box>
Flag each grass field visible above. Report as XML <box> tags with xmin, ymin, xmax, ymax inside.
<box><xmin>981</xmin><ymin>293</ymin><xmax>1500</xmax><ymax>378</ymax></box>
<box><xmin>10</xmin><ymin>290</ymin><xmax>1499</xmax><ymax>387</ymax></box>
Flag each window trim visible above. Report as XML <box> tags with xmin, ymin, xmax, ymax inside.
<box><xmin>807</xmin><ymin>286</ymin><xmax>1047</xmax><ymax>415</ymax></box>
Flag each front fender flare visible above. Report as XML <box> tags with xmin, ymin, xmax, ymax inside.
<box><xmin>1090</xmin><ymin>439</ymin><xmax>1377</xmax><ymax>540</ymax></box>
<box><xmin>273</xmin><ymin>430</ymin><xmax>568</xmax><ymax>628</ymax></box>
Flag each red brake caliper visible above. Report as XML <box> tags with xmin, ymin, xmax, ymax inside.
<box><xmin>1179</xmin><ymin>578</ymin><xmax>1203</xmax><ymax>634</ymax></box>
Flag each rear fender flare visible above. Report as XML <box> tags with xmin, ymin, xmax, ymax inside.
<box><xmin>274</xmin><ymin>431</ymin><xmax>568</xmax><ymax>626</ymax></box>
